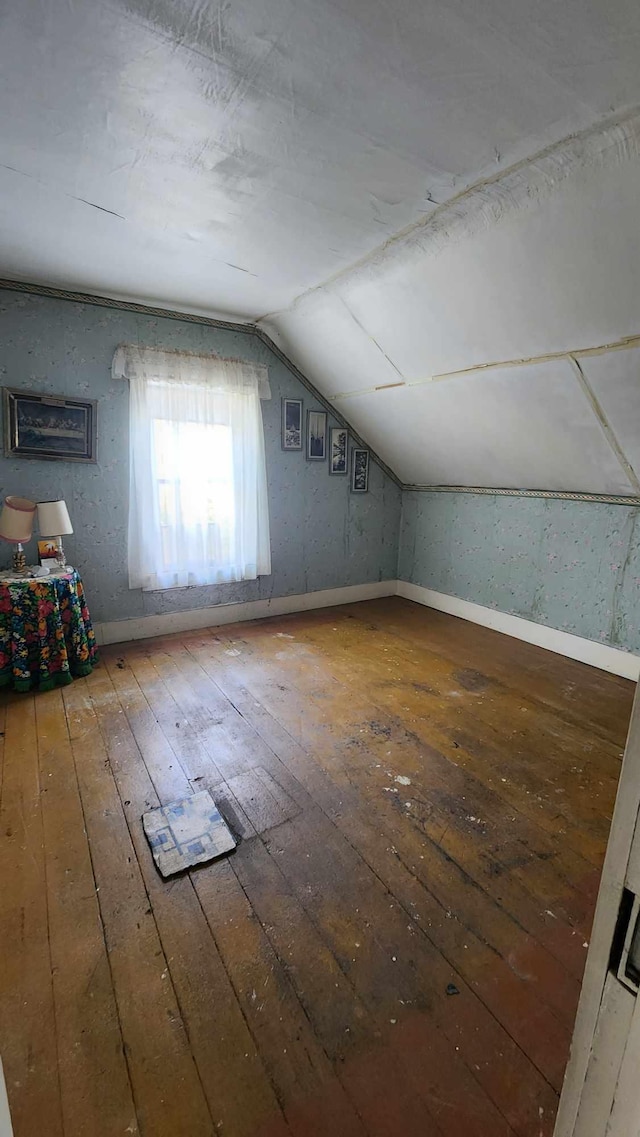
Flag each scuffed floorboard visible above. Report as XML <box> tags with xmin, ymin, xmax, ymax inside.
<box><xmin>0</xmin><ymin>597</ymin><xmax>633</xmax><ymax>1137</ymax></box>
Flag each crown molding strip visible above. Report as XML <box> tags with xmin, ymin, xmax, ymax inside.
<box><xmin>0</xmin><ymin>277</ymin><xmax>403</xmax><ymax>488</ymax></box>
<box><xmin>403</xmin><ymin>485</ymin><xmax>640</xmax><ymax>505</ymax></box>
<box><xmin>0</xmin><ymin>277</ymin><xmax>249</xmax><ymax>331</ymax></box>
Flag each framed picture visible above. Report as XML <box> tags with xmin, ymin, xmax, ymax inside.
<box><xmin>329</xmin><ymin>427</ymin><xmax>348</xmax><ymax>475</ymax></box>
<box><xmin>306</xmin><ymin>409</ymin><xmax>327</xmax><ymax>461</ymax></box>
<box><xmin>4</xmin><ymin>387</ymin><xmax>97</xmax><ymax>463</ymax></box>
<box><xmin>351</xmin><ymin>448</ymin><xmax>370</xmax><ymax>493</ymax></box>
<box><xmin>38</xmin><ymin>539</ymin><xmax>61</xmax><ymax>567</ymax></box>
<box><xmin>281</xmin><ymin>397</ymin><xmax>303</xmax><ymax>450</ymax></box>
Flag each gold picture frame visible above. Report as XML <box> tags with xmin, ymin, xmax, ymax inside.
<box><xmin>4</xmin><ymin>387</ymin><xmax>97</xmax><ymax>463</ymax></box>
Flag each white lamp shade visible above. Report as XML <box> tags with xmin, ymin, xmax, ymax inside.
<box><xmin>0</xmin><ymin>496</ymin><xmax>36</xmax><ymax>544</ymax></box>
<box><xmin>37</xmin><ymin>499</ymin><xmax>73</xmax><ymax>537</ymax></box>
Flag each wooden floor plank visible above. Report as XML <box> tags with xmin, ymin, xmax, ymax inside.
<box><xmin>1</xmin><ymin>598</ymin><xmax>630</xmax><ymax>1137</ymax></box>
<box><xmin>0</xmin><ymin>696</ymin><xmax>63</xmax><ymax>1137</ymax></box>
<box><xmin>298</xmin><ymin>609</ymin><xmax>620</xmax><ymax>854</ymax></box>
<box><xmin>63</xmin><ymin>676</ymin><xmax>216</xmax><ymax>1137</ymax></box>
<box><xmin>193</xmin><ymin>855</ymin><xmax>370</xmax><ymax>1137</ymax></box>
<box><xmin>205</xmin><ymin>613</ymin><xmax>608</xmax><ymax>881</ymax></box>
<box><xmin>121</xmin><ymin>644</ymin><xmax>504</xmax><ymax>1135</ymax></box>
<box><xmin>259</xmin><ymin>613</ymin><xmax>600</xmax><ymax>905</ymax></box>
<box><xmin>185</xmin><ymin>649</ymin><xmax>582</xmax><ymax>1032</ymax></box>
<box><xmin>144</xmin><ymin>647</ymin><xmax>261</xmax><ymax>779</ymax></box>
<box><xmin>112</xmin><ymin>650</ymin><xmax>449</xmax><ymax>1136</ymax></box>
<box><xmin>229</xmin><ymin>830</ymin><xmax>471</xmax><ymax>1137</ymax></box>
<box><xmin>35</xmin><ymin>689</ymin><xmax>137</xmax><ymax>1136</ymax></box>
<box><xmin>116</xmin><ymin>651</ymin><xmax>225</xmax><ymax>786</ymax></box>
<box><xmin>259</xmin><ymin>803</ymin><xmax>559</xmax><ymax>1133</ymax></box>
<box><xmin>0</xmin><ymin>700</ymin><xmax>6</xmax><ymax>813</ymax></box>
<box><xmin>355</xmin><ymin>599</ymin><xmax>633</xmax><ymax>747</ymax></box>
<box><xmin>155</xmin><ymin>636</ymin><xmax>561</xmax><ymax>1132</ymax></box>
<box><xmin>182</xmin><ymin>626</ymin><xmax>593</xmax><ymax>979</ymax></box>
<box><xmin>86</xmin><ymin>662</ymin><xmax>291</xmax><ymax>1137</ymax></box>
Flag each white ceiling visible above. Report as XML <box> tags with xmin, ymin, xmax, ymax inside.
<box><xmin>2</xmin><ymin>0</ymin><xmax>640</xmax><ymax>491</ymax></box>
<box><xmin>266</xmin><ymin>148</ymin><xmax>640</xmax><ymax>492</ymax></box>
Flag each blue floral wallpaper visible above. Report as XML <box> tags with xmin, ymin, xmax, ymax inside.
<box><xmin>0</xmin><ymin>290</ymin><xmax>401</xmax><ymax>624</ymax></box>
<box><xmin>399</xmin><ymin>490</ymin><xmax>640</xmax><ymax>654</ymax></box>
<box><xmin>4</xmin><ymin>288</ymin><xmax>637</xmax><ymax>657</ymax></box>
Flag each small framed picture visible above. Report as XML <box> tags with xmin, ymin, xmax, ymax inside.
<box><xmin>351</xmin><ymin>448</ymin><xmax>370</xmax><ymax>493</ymax></box>
<box><xmin>281</xmin><ymin>397</ymin><xmax>303</xmax><ymax>450</ymax></box>
<box><xmin>38</xmin><ymin>539</ymin><xmax>61</xmax><ymax>566</ymax></box>
<box><xmin>306</xmin><ymin>410</ymin><xmax>327</xmax><ymax>461</ymax></box>
<box><xmin>329</xmin><ymin>427</ymin><xmax>348</xmax><ymax>475</ymax></box>
<box><xmin>4</xmin><ymin>387</ymin><xmax>97</xmax><ymax>463</ymax></box>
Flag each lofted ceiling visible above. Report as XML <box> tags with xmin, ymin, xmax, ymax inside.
<box><xmin>2</xmin><ymin>0</ymin><xmax>640</xmax><ymax>493</ymax></box>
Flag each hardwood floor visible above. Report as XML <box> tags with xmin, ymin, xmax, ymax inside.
<box><xmin>0</xmin><ymin>597</ymin><xmax>634</xmax><ymax>1137</ymax></box>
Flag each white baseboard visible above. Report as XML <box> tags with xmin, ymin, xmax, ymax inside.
<box><xmin>93</xmin><ymin>579</ymin><xmax>397</xmax><ymax>645</ymax></box>
<box><xmin>93</xmin><ymin>576</ymin><xmax>639</xmax><ymax>680</ymax></box>
<box><xmin>397</xmin><ymin>580</ymin><xmax>640</xmax><ymax>681</ymax></box>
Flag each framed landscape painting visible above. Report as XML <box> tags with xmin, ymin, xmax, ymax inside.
<box><xmin>281</xmin><ymin>397</ymin><xmax>303</xmax><ymax>450</ymax></box>
<box><xmin>351</xmin><ymin>447</ymin><xmax>370</xmax><ymax>492</ymax></box>
<box><xmin>306</xmin><ymin>409</ymin><xmax>327</xmax><ymax>461</ymax></box>
<box><xmin>4</xmin><ymin>388</ymin><xmax>97</xmax><ymax>463</ymax></box>
<box><xmin>329</xmin><ymin>427</ymin><xmax>348</xmax><ymax>475</ymax></box>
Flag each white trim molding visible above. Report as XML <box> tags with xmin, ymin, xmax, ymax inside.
<box><xmin>396</xmin><ymin>581</ymin><xmax>640</xmax><ymax>681</ymax></box>
<box><xmin>95</xmin><ymin>577</ymin><xmax>639</xmax><ymax>680</ymax></box>
<box><xmin>93</xmin><ymin>580</ymin><xmax>397</xmax><ymax>645</ymax></box>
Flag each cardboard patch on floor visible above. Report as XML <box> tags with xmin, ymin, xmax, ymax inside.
<box><xmin>143</xmin><ymin>790</ymin><xmax>236</xmax><ymax>877</ymax></box>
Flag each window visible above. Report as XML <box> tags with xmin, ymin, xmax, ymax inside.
<box><xmin>114</xmin><ymin>345</ymin><xmax>271</xmax><ymax>591</ymax></box>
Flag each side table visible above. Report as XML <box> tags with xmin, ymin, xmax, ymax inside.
<box><xmin>0</xmin><ymin>568</ymin><xmax>98</xmax><ymax>692</ymax></box>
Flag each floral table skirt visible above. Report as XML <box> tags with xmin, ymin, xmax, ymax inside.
<box><xmin>0</xmin><ymin>569</ymin><xmax>98</xmax><ymax>692</ymax></box>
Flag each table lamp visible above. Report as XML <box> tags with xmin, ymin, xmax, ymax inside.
<box><xmin>0</xmin><ymin>496</ymin><xmax>37</xmax><ymax>572</ymax></box>
<box><xmin>37</xmin><ymin>499</ymin><xmax>73</xmax><ymax>568</ymax></box>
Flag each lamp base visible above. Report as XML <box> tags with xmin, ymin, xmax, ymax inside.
<box><xmin>12</xmin><ymin>543</ymin><xmax>27</xmax><ymax>574</ymax></box>
<box><xmin>55</xmin><ymin>536</ymin><xmax>70</xmax><ymax>569</ymax></box>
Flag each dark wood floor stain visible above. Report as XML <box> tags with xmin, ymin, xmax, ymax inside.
<box><xmin>0</xmin><ymin>597</ymin><xmax>633</xmax><ymax>1137</ymax></box>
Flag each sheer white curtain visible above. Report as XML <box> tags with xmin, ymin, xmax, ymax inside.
<box><xmin>113</xmin><ymin>345</ymin><xmax>271</xmax><ymax>591</ymax></box>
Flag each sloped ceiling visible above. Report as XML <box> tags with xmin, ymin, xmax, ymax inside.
<box><xmin>2</xmin><ymin>0</ymin><xmax>640</xmax><ymax>493</ymax></box>
<box><xmin>263</xmin><ymin>145</ymin><xmax>640</xmax><ymax>493</ymax></box>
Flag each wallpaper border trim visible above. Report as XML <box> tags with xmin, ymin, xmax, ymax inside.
<box><xmin>0</xmin><ymin>277</ymin><xmax>249</xmax><ymax>330</ymax></box>
<box><xmin>403</xmin><ymin>485</ymin><xmax>640</xmax><ymax>506</ymax></box>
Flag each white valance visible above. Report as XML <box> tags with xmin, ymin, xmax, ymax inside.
<box><xmin>112</xmin><ymin>344</ymin><xmax>271</xmax><ymax>400</ymax></box>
